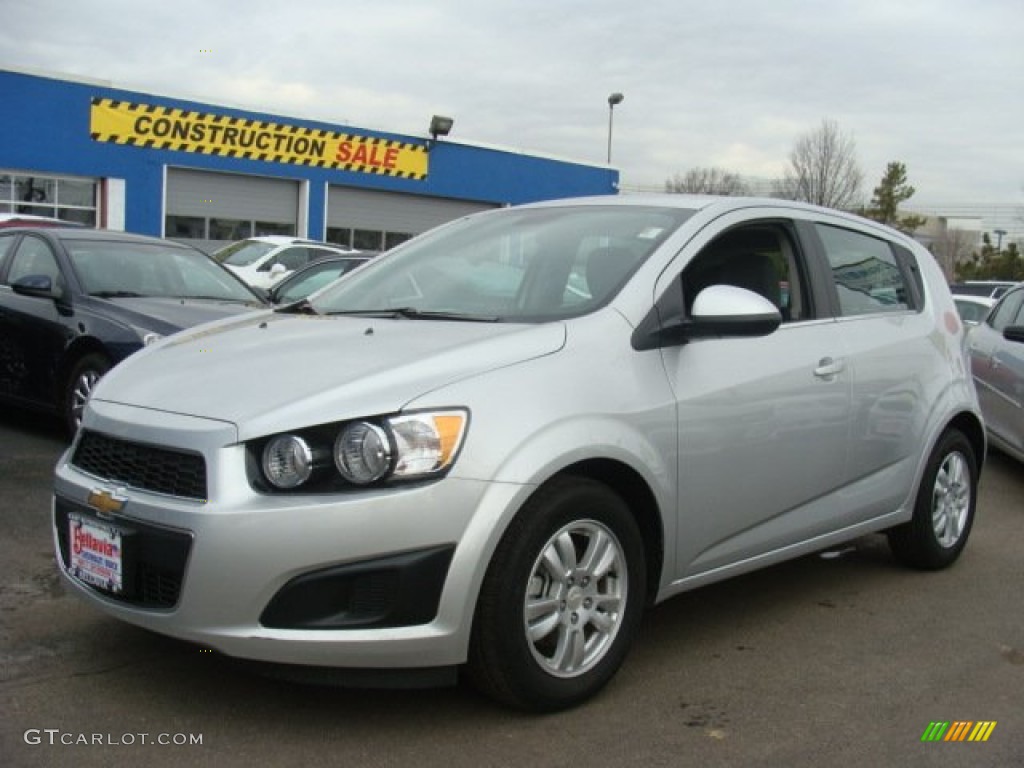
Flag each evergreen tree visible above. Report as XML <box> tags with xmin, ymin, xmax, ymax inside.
<box><xmin>955</xmin><ymin>233</ymin><xmax>1024</xmax><ymax>281</ymax></box>
<box><xmin>863</xmin><ymin>162</ymin><xmax>927</xmax><ymax>234</ymax></box>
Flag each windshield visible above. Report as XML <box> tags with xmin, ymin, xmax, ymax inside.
<box><xmin>276</xmin><ymin>258</ymin><xmax>368</xmax><ymax>303</ymax></box>
<box><xmin>66</xmin><ymin>240</ymin><xmax>261</xmax><ymax>302</ymax></box>
<box><xmin>215</xmin><ymin>240</ymin><xmax>277</xmax><ymax>267</ymax></box>
<box><xmin>311</xmin><ymin>205</ymin><xmax>692</xmax><ymax>321</ymax></box>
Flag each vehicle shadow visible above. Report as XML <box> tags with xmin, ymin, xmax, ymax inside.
<box><xmin>0</xmin><ymin>404</ymin><xmax>65</xmax><ymax>445</ymax></box>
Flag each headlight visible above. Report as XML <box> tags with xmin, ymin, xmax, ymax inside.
<box><xmin>335</xmin><ymin>422</ymin><xmax>391</xmax><ymax>484</ymax></box>
<box><xmin>262</xmin><ymin>435</ymin><xmax>314</xmax><ymax>489</ymax></box>
<box><xmin>391</xmin><ymin>411</ymin><xmax>466</xmax><ymax>478</ymax></box>
<box><xmin>253</xmin><ymin>409</ymin><xmax>468</xmax><ymax>492</ymax></box>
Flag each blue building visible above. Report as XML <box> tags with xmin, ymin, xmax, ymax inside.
<box><xmin>1</xmin><ymin>68</ymin><xmax>617</xmax><ymax>251</ymax></box>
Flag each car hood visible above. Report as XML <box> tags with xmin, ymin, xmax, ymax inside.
<box><xmin>90</xmin><ymin>296</ymin><xmax>263</xmax><ymax>334</ymax></box>
<box><xmin>93</xmin><ymin>312</ymin><xmax>566</xmax><ymax>439</ymax></box>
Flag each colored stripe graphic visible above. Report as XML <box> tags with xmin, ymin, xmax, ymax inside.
<box><xmin>968</xmin><ymin>722</ymin><xmax>997</xmax><ymax>742</ymax></box>
<box><xmin>945</xmin><ymin>721</ymin><xmax>973</xmax><ymax>741</ymax></box>
<box><xmin>921</xmin><ymin>721</ymin><xmax>996</xmax><ymax>742</ymax></box>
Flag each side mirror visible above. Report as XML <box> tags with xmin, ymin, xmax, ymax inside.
<box><xmin>631</xmin><ymin>283</ymin><xmax>782</xmax><ymax>350</ymax></box>
<box><xmin>686</xmin><ymin>284</ymin><xmax>782</xmax><ymax>338</ymax></box>
<box><xmin>269</xmin><ymin>263</ymin><xmax>287</xmax><ymax>276</ymax></box>
<box><xmin>1004</xmin><ymin>325</ymin><xmax>1024</xmax><ymax>344</ymax></box>
<box><xmin>12</xmin><ymin>274</ymin><xmax>60</xmax><ymax>299</ymax></box>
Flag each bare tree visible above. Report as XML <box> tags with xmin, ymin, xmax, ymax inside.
<box><xmin>774</xmin><ymin>119</ymin><xmax>864</xmax><ymax>210</ymax></box>
<box><xmin>931</xmin><ymin>227</ymin><xmax>977</xmax><ymax>281</ymax></box>
<box><xmin>665</xmin><ymin>167</ymin><xmax>750</xmax><ymax>196</ymax></box>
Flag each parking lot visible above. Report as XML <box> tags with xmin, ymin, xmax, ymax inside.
<box><xmin>1</xmin><ymin>406</ymin><xmax>1021</xmax><ymax>767</ymax></box>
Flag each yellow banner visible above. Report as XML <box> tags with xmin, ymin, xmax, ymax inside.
<box><xmin>89</xmin><ymin>98</ymin><xmax>428</xmax><ymax>180</ymax></box>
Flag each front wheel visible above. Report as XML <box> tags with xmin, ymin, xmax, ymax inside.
<box><xmin>63</xmin><ymin>353</ymin><xmax>110</xmax><ymax>436</ymax></box>
<box><xmin>468</xmin><ymin>477</ymin><xmax>646</xmax><ymax>711</ymax></box>
<box><xmin>888</xmin><ymin>429</ymin><xmax>978</xmax><ymax>570</ymax></box>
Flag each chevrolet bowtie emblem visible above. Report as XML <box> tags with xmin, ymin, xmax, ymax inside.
<box><xmin>87</xmin><ymin>489</ymin><xmax>126</xmax><ymax>518</ymax></box>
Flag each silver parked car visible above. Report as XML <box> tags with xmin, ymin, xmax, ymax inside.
<box><xmin>53</xmin><ymin>195</ymin><xmax>984</xmax><ymax>711</ymax></box>
<box><xmin>968</xmin><ymin>283</ymin><xmax>1024</xmax><ymax>462</ymax></box>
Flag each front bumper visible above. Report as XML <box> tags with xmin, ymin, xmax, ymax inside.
<box><xmin>52</xmin><ymin>401</ymin><xmax>521</xmax><ymax>670</ymax></box>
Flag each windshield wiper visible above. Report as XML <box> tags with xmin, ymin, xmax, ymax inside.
<box><xmin>90</xmin><ymin>290</ymin><xmax>146</xmax><ymax>298</ymax></box>
<box><xmin>276</xmin><ymin>299</ymin><xmax>319</xmax><ymax>315</ymax></box>
<box><xmin>325</xmin><ymin>307</ymin><xmax>500</xmax><ymax>322</ymax></box>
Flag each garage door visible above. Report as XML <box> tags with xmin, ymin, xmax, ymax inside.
<box><xmin>327</xmin><ymin>186</ymin><xmax>493</xmax><ymax>251</ymax></box>
<box><xmin>165</xmin><ymin>168</ymin><xmax>300</xmax><ymax>253</ymax></box>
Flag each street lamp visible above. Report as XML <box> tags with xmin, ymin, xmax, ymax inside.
<box><xmin>606</xmin><ymin>92</ymin><xmax>624</xmax><ymax>164</ymax></box>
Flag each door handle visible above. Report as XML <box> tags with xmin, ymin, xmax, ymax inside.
<box><xmin>814</xmin><ymin>357</ymin><xmax>845</xmax><ymax>379</ymax></box>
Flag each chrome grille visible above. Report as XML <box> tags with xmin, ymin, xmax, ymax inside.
<box><xmin>71</xmin><ymin>430</ymin><xmax>207</xmax><ymax>501</ymax></box>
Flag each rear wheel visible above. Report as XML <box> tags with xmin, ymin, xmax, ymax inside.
<box><xmin>63</xmin><ymin>353</ymin><xmax>110</xmax><ymax>436</ymax></box>
<box><xmin>888</xmin><ymin>429</ymin><xmax>977</xmax><ymax>570</ymax></box>
<box><xmin>468</xmin><ymin>477</ymin><xmax>646</xmax><ymax>711</ymax></box>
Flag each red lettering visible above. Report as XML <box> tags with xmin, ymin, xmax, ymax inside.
<box><xmin>335</xmin><ymin>141</ymin><xmax>399</xmax><ymax>169</ymax></box>
<box><xmin>72</xmin><ymin>527</ymin><xmax>115</xmax><ymax>557</ymax></box>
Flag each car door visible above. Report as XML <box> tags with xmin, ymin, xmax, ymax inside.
<box><xmin>809</xmin><ymin>220</ymin><xmax>937</xmax><ymax>519</ymax></box>
<box><xmin>970</xmin><ymin>286</ymin><xmax>1024</xmax><ymax>451</ymax></box>
<box><xmin>655</xmin><ymin>213</ymin><xmax>853</xmax><ymax>579</ymax></box>
<box><xmin>0</xmin><ymin>232</ymin><xmax>71</xmax><ymax>408</ymax></box>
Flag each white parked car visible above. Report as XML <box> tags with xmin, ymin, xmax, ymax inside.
<box><xmin>54</xmin><ymin>195</ymin><xmax>984</xmax><ymax>711</ymax></box>
<box><xmin>213</xmin><ymin>236</ymin><xmax>357</xmax><ymax>290</ymax></box>
<box><xmin>953</xmin><ymin>295</ymin><xmax>996</xmax><ymax>325</ymax></box>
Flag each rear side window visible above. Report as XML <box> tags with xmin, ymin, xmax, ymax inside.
<box><xmin>987</xmin><ymin>288</ymin><xmax>1024</xmax><ymax>332</ymax></box>
<box><xmin>816</xmin><ymin>224</ymin><xmax>914</xmax><ymax>316</ymax></box>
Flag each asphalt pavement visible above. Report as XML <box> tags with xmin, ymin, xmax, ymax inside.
<box><xmin>1</xmin><ymin>405</ymin><xmax>1021</xmax><ymax>767</ymax></box>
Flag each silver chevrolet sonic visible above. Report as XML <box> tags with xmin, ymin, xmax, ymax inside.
<box><xmin>53</xmin><ymin>195</ymin><xmax>984</xmax><ymax>711</ymax></box>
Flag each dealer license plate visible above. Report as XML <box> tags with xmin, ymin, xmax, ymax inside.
<box><xmin>68</xmin><ymin>513</ymin><xmax>123</xmax><ymax>594</ymax></box>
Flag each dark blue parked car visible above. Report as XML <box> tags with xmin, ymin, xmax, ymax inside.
<box><xmin>0</xmin><ymin>227</ymin><xmax>267</xmax><ymax>434</ymax></box>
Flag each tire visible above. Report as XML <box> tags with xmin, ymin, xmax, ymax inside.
<box><xmin>888</xmin><ymin>429</ymin><xmax>977</xmax><ymax>570</ymax></box>
<box><xmin>63</xmin><ymin>353</ymin><xmax>111</xmax><ymax>436</ymax></box>
<box><xmin>468</xmin><ymin>476</ymin><xmax>646</xmax><ymax>712</ymax></box>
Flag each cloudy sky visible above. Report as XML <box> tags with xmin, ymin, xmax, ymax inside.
<box><xmin>2</xmin><ymin>0</ymin><xmax>1021</xmax><ymax>207</ymax></box>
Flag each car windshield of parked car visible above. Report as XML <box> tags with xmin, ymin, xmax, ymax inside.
<box><xmin>309</xmin><ymin>206</ymin><xmax>693</xmax><ymax>321</ymax></box>
<box><xmin>66</xmin><ymin>240</ymin><xmax>260</xmax><ymax>302</ymax></box>
<box><xmin>275</xmin><ymin>259</ymin><xmax>367</xmax><ymax>303</ymax></box>
<box><xmin>214</xmin><ymin>240</ymin><xmax>277</xmax><ymax>267</ymax></box>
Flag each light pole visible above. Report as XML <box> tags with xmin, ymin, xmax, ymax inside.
<box><xmin>606</xmin><ymin>92</ymin><xmax>624</xmax><ymax>164</ymax></box>
<box><xmin>994</xmin><ymin>228</ymin><xmax>1007</xmax><ymax>252</ymax></box>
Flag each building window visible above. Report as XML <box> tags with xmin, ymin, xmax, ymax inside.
<box><xmin>166</xmin><ymin>216</ymin><xmax>206</xmax><ymax>239</ymax></box>
<box><xmin>384</xmin><ymin>232</ymin><xmax>412</xmax><ymax>250</ymax></box>
<box><xmin>353</xmin><ymin>229</ymin><xmax>383</xmax><ymax>250</ymax></box>
<box><xmin>328</xmin><ymin>226</ymin><xmax>412</xmax><ymax>251</ymax></box>
<box><xmin>209</xmin><ymin>218</ymin><xmax>252</xmax><ymax>241</ymax></box>
<box><xmin>255</xmin><ymin>220</ymin><xmax>295</xmax><ymax>237</ymax></box>
<box><xmin>326</xmin><ymin>227</ymin><xmax>352</xmax><ymax>247</ymax></box>
<box><xmin>165</xmin><ymin>216</ymin><xmax>295</xmax><ymax>241</ymax></box>
<box><xmin>0</xmin><ymin>171</ymin><xmax>98</xmax><ymax>225</ymax></box>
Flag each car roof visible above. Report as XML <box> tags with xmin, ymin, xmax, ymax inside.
<box><xmin>0</xmin><ymin>213</ymin><xmax>87</xmax><ymax>227</ymax></box>
<box><xmin>0</xmin><ymin>227</ymin><xmax>197</xmax><ymax>248</ymax></box>
<box><xmin>521</xmin><ymin>193</ymin><xmax>914</xmax><ymax>228</ymax></box>
<box><xmin>243</xmin><ymin>235</ymin><xmax>347</xmax><ymax>248</ymax></box>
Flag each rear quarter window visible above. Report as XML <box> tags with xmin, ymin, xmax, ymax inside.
<box><xmin>816</xmin><ymin>224</ymin><xmax>917</xmax><ymax>316</ymax></box>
